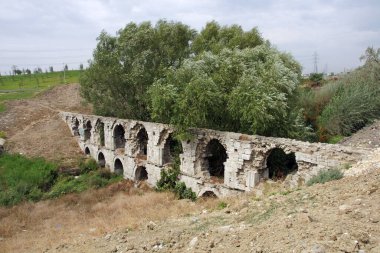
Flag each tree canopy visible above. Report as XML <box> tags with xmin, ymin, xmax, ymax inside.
<box><xmin>81</xmin><ymin>20</ymin><xmax>305</xmax><ymax>139</ymax></box>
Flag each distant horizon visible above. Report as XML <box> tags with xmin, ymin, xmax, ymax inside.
<box><xmin>1</xmin><ymin>0</ymin><xmax>379</xmax><ymax>75</ymax></box>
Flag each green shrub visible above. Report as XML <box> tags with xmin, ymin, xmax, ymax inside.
<box><xmin>306</xmin><ymin>169</ymin><xmax>344</xmax><ymax>186</ymax></box>
<box><xmin>174</xmin><ymin>182</ymin><xmax>197</xmax><ymax>201</ymax></box>
<box><xmin>79</xmin><ymin>158</ymin><xmax>98</xmax><ymax>173</ymax></box>
<box><xmin>328</xmin><ymin>135</ymin><xmax>344</xmax><ymax>144</ymax></box>
<box><xmin>156</xmin><ymin>167</ymin><xmax>179</xmax><ymax>191</ymax></box>
<box><xmin>156</xmin><ymin>167</ymin><xmax>196</xmax><ymax>201</ymax></box>
<box><xmin>317</xmin><ymin>78</ymin><xmax>380</xmax><ymax>136</ymax></box>
<box><xmin>0</xmin><ymin>153</ymin><xmax>58</xmax><ymax>206</ymax></box>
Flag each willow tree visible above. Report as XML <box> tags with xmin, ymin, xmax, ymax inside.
<box><xmin>148</xmin><ymin>45</ymin><xmax>306</xmax><ymax>138</ymax></box>
<box><xmin>80</xmin><ymin>20</ymin><xmax>195</xmax><ymax>119</ymax></box>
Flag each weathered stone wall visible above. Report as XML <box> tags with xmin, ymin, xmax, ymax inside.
<box><xmin>61</xmin><ymin>112</ymin><xmax>369</xmax><ymax>197</ymax></box>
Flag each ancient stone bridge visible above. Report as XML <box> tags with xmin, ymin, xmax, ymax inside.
<box><xmin>61</xmin><ymin>112</ymin><xmax>368</xmax><ymax>197</ymax></box>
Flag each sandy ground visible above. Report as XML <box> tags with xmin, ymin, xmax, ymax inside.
<box><xmin>0</xmin><ymin>83</ymin><xmax>379</xmax><ymax>252</ymax></box>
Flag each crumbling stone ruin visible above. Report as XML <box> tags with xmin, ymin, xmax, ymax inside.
<box><xmin>61</xmin><ymin>112</ymin><xmax>369</xmax><ymax>197</ymax></box>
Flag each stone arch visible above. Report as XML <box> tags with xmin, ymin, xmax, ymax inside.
<box><xmin>203</xmin><ymin>139</ymin><xmax>228</xmax><ymax>181</ymax></box>
<box><xmin>264</xmin><ymin>147</ymin><xmax>298</xmax><ymax>180</ymax></box>
<box><xmin>72</xmin><ymin>118</ymin><xmax>80</xmax><ymax>136</ymax></box>
<box><xmin>95</xmin><ymin>120</ymin><xmax>105</xmax><ymax>146</ymax></box>
<box><xmin>84</xmin><ymin>120</ymin><xmax>92</xmax><ymax>141</ymax></box>
<box><xmin>114</xmin><ymin>158</ymin><xmax>124</xmax><ymax>175</ymax></box>
<box><xmin>199</xmin><ymin>188</ymin><xmax>220</xmax><ymax>198</ymax></box>
<box><xmin>136</xmin><ymin>127</ymin><xmax>148</xmax><ymax>157</ymax></box>
<box><xmin>135</xmin><ymin>166</ymin><xmax>148</xmax><ymax>181</ymax></box>
<box><xmin>201</xmin><ymin>191</ymin><xmax>218</xmax><ymax>198</ymax></box>
<box><xmin>162</xmin><ymin>133</ymin><xmax>183</xmax><ymax>165</ymax></box>
<box><xmin>84</xmin><ymin>147</ymin><xmax>90</xmax><ymax>155</ymax></box>
<box><xmin>113</xmin><ymin>124</ymin><xmax>126</xmax><ymax>149</ymax></box>
<box><xmin>98</xmin><ymin>152</ymin><xmax>105</xmax><ymax>167</ymax></box>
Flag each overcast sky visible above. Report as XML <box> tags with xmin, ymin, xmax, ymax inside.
<box><xmin>0</xmin><ymin>0</ymin><xmax>379</xmax><ymax>75</ymax></box>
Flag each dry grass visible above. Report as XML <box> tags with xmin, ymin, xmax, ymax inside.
<box><xmin>0</xmin><ymin>180</ymin><xmax>211</xmax><ymax>253</ymax></box>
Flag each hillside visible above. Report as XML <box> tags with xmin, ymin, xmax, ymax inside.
<box><xmin>0</xmin><ymin>83</ymin><xmax>91</xmax><ymax>165</ymax></box>
<box><xmin>0</xmin><ymin>84</ymin><xmax>379</xmax><ymax>253</ymax></box>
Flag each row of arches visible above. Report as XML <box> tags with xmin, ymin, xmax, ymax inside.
<box><xmin>78</xmin><ymin>117</ymin><xmax>298</xmax><ymax>186</ymax></box>
<box><xmin>86</xmin><ymin>139</ymin><xmax>297</xmax><ymax>185</ymax></box>
<box><xmin>201</xmin><ymin>139</ymin><xmax>298</xmax><ymax>182</ymax></box>
<box><xmin>110</xmin><ymin>156</ymin><xmax>148</xmax><ymax>181</ymax></box>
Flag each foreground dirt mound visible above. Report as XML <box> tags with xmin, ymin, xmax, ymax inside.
<box><xmin>340</xmin><ymin>120</ymin><xmax>380</xmax><ymax>149</ymax></box>
<box><xmin>1</xmin><ymin>167</ymin><xmax>378</xmax><ymax>253</ymax></box>
<box><xmin>0</xmin><ymin>84</ymin><xmax>91</xmax><ymax>165</ymax></box>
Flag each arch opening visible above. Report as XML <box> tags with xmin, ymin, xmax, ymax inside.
<box><xmin>84</xmin><ymin>121</ymin><xmax>92</xmax><ymax>141</ymax></box>
<box><xmin>114</xmin><ymin>124</ymin><xmax>126</xmax><ymax>149</ymax></box>
<box><xmin>114</xmin><ymin>159</ymin><xmax>124</xmax><ymax>175</ymax></box>
<box><xmin>135</xmin><ymin>166</ymin><xmax>148</xmax><ymax>181</ymax></box>
<box><xmin>73</xmin><ymin>118</ymin><xmax>80</xmax><ymax>136</ymax></box>
<box><xmin>266</xmin><ymin>148</ymin><xmax>298</xmax><ymax>180</ymax></box>
<box><xmin>84</xmin><ymin>147</ymin><xmax>90</xmax><ymax>155</ymax></box>
<box><xmin>136</xmin><ymin>128</ymin><xmax>148</xmax><ymax>157</ymax></box>
<box><xmin>201</xmin><ymin>191</ymin><xmax>218</xmax><ymax>198</ymax></box>
<box><xmin>204</xmin><ymin>139</ymin><xmax>227</xmax><ymax>181</ymax></box>
<box><xmin>163</xmin><ymin>134</ymin><xmax>183</xmax><ymax>165</ymax></box>
<box><xmin>98</xmin><ymin>152</ymin><xmax>105</xmax><ymax>167</ymax></box>
<box><xmin>97</xmin><ymin>121</ymin><xmax>105</xmax><ymax>146</ymax></box>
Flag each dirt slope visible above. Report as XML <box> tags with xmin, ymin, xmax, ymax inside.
<box><xmin>0</xmin><ymin>84</ymin><xmax>91</xmax><ymax>165</ymax></box>
<box><xmin>2</xmin><ymin>167</ymin><xmax>377</xmax><ymax>253</ymax></box>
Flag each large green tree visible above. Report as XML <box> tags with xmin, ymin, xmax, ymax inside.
<box><xmin>81</xmin><ymin>20</ymin><xmax>195</xmax><ymax>119</ymax></box>
<box><xmin>149</xmin><ymin>45</ymin><xmax>305</xmax><ymax>137</ymax></box>
<box><xmin>81</xmin><ymin>20</ymin><xmax>306</xmax><ymax>139</ymax></box>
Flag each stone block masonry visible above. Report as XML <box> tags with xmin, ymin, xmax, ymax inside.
<box><xmin>61</xmin><ymin>112</ymin><xmax>369</xmax><ymax>197</ymax></box>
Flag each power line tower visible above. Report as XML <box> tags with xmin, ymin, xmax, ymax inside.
<box><xmin>313</xmin><ymin>51</ymin><xmax>319</xmax><ymax>73</ymax></box>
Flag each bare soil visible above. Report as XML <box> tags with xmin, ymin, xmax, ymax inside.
<box><xmin>0</xmin><ymin>84</ymin><xmax>379</xmax><ymax>252</ymax></box>
<box><xmin>0</xmin><ymin>84</ymin><xmax>92</xmax><ymax>165</ymax></box>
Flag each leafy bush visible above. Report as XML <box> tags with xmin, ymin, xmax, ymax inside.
<box><xmin>173</xmin><ymin>182</ymin><xmax>197</xmax><ymax>201</ymax></box>
<box><xmin>317</xmin><ymin>73</ymin><xmax>380</xmax><ymax>137</ymax></box>
<box><xmin>79</xmin><ymin>158</ymin><xmax>98</xmax><ymax>173</ymax></box>
<box><xmin>306</xmin><ymin>169</ymin><xmax>344</xmax><ymax>186</ymax></box>
<box><xmin>156</xmin><ymin>167</ymin><xmax>196</xmax><ymax>201</ymax></box>
<box><xmin>0</xmin><ymin>153</ymin><xmax>58</xmax><ymax>206</ymax></box>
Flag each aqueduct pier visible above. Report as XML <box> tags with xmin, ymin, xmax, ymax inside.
<box><xmin>61</xmin><ymin>112</ymin><xmax>369</xmax><ymax>197</ymax></box>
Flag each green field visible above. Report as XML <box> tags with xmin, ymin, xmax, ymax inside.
<box><xmin>0</xmin><ymin>70</ymin><xmax>81</xmax><ymax>112</ymax></box>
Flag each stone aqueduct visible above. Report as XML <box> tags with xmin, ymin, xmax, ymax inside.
<box><xmin>61</xmin><ymin>112</ymin><xmax>368</xmax><ymax>197</ymax></box>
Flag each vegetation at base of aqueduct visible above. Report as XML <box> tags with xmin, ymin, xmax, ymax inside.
<box><xmin>81</xmin><ymin>20</ymin><xmax>380</xmax><ymax>142</ymax></box>
<box><xmin>0</xmin><ymin>154</ymin><xmax>122</xmax><ymax>206</ymax></box>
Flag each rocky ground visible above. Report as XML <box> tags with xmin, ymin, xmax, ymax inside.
<box><xmin>41</xmin><ymin>168</ymin><xmax>380</xmax><ymax>253</ymax></box>
<box><xmin>0</xmin><ymin>84</ymin><xmax>379</xmax><ymax>252</ymax></box>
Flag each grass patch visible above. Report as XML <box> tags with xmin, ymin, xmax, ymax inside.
<box><xmin>306</xmin><ymin>168</ymin><xmax>344</xmax><ymax>186</ymax></box>
<box><xmin>328</xmin><ymin>135</ymin><xmax>344</xmax><ymax>144</ymax></box>
<box><xmin>0</xmin><ymin>70</ymin><xmax>81</xmax><ymax>90</ymax></box>
<box><xmin>47</xmin><ymin>169</ymin><xmax>122</xmax><ymax>198</ymax></box>
<box><xmin>0</xmin><ymin>71</ymin><xmax>81</xmax><ymax>112</ymax></box>
<box><xmin>217</xmin><ymin>201</ymin><xmax>228</xmax><ymax>210</ymax></box>
<box><xmin>0</xmin><ymin>131</ymin><xmax>6</xmax><ymax>139</ymax></box>
<box><xmin>0</xmin><ymin>153</ymin><xmax>58</xmax><ymax>206</ymax></box>
<box><xmin>0</xmin><ymin>154</ymin><xmax>123</xmax><ymax>206</ymax></box>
